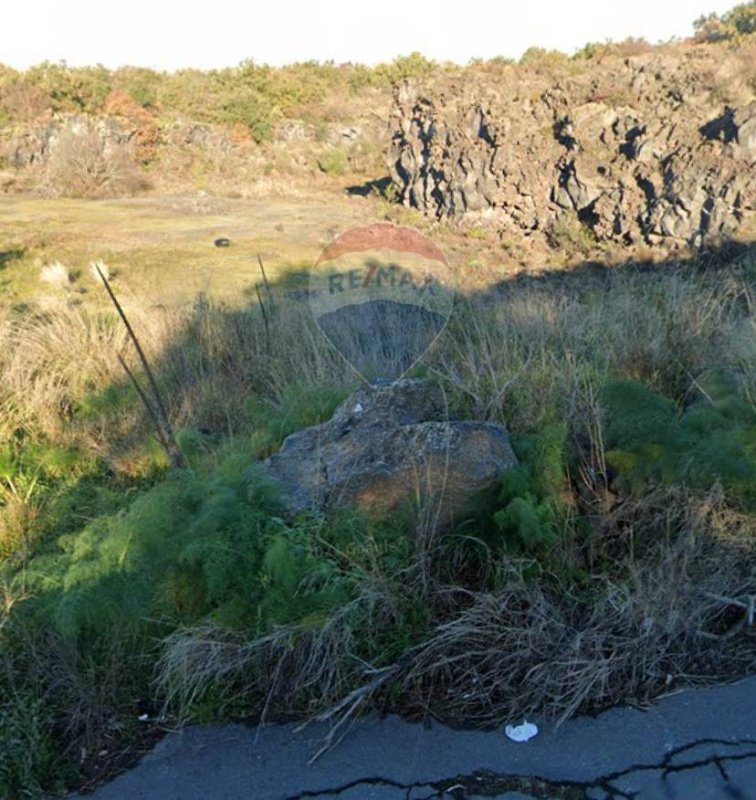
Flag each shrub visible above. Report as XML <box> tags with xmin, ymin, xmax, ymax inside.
<box><xmin>381</xmin><ymin>52</ymin><xmax>436</xmax><ymax>82</ymax></box>
<box><xmin>727</xmin><ymin>1</ymin><xmax>756</xmax><ymax>34</ymax></box>
<box><xmin>0</xmin><ymin>431</ymin><xmax>95</xmax><ymax>561</ymax></box>
<box><xmin>573</xmin><ymin>38</ymin><xmax>655</xmax><ymax>60</ymax></box>
<box><xmin>111</xmin><ymin>66</ymin><xmax>161</xmax><ymax>108</ymax></box>
<box><xmin>572</xmin><ymin>41</ymin><xmax>604</xmax><ymax>60</ymax></box>
<box><xmin>45</xmin><ymin>127</ymin><xmax>147</xmax><ymax>198</ymax></box>
<box><xmin>493</xmin><ymin>424</ymin><xmax>571</xmax><ymax>557</ymax></box>
<box><xmin>220</xmin><ymin>87</ymin><xmax>273</xmax><ymax>143</ymax></box>
<box><xmin>0</xmin><ymin>78</ymin><xmax>51</xmax><ymax>123</ymax></box>
<box><xmin>25</xmin><ymin>61</ymin><xmax>111</xmax><ymax>114</ymax></box>
<box><xmin>317</xmin><ymin>146</ymin><xmax>348</xmax><ymax>176</ymax></box>
<box><xmin>519</xmin><ymin>47</ymin><xmax>570</xmax><ymax>71</ymax></box>
<box><xmin>545</xmin><ymin>213</ymin><xmax>598</xmax><ymax>255</ymax></box>
<box><xmin>603</xmin><ymin>375</ymin><xmax>756</xmax><ymax>508</ymax></box>
<box><xmin>694</xmin><ymin>2</ymin><xmax>756</xmax><ymax>42</ymax></box>
<box><xmin>103</xmin><ymin>90</ymin><xmax>161</xmax><ymax>163</ymax></box>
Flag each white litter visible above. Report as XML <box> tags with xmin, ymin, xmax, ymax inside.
<box><xmin>504</xmin><ymin>720</ymin><xmax>538</xmax><ymax>742</ymax></box>
<box><xmin>138</xmin><ymin>713</ymin><xmax>149</xmax><ymax>722</ymax></box>
<box><xmin>352</xmin><ymin>402</ymin><xmax>364</xmax><ymax>416</ymax></box>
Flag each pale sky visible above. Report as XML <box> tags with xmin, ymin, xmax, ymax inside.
<box><xmin>0</xmin><ymin>0</ymin><xmax>739</xmax><ymax>71</ymax></box>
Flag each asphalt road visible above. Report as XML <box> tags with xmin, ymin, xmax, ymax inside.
<box><xmin>75</xmin><ymin>676</ymin><xmax>756</xmax><ymax>799</ymax></box>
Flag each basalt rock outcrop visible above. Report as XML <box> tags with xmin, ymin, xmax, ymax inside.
<box><xmin>2</xmin><ymin>114</ymin><xmax>131</xmax><ymax>168</ymax></box>
<box><xmin>260</xmin><ymin>378</ymin><xmax>517</xmax><ymax>528</ymax></box>
<box><xmin>0</xmin><ymin>114</ymin><xmax>235</xmax><ymax>169</ymax></box>
<box><xmin>388</xmin><ymin>49</ymin><xmax>755</xmax><ymax>249</ymax></box>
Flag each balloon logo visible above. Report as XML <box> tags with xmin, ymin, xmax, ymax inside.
<box><xmin>309</xmin><ymin>223</ymin><xmax>455</xmax><ymax>382</ymax></box>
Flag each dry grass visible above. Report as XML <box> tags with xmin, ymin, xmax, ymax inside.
<box><xmin>428</xmin><ymin>259</ymin><xmax>754</xmax><ymax>432</ymax></box>
<box><xmin>89</xmin><ymin>260</ymin><xmax>111</xmax><ymax>282</ymax></box>
<box><xmin>0</xmin><ymin>291</ymin><xmax>352</xmax><ymax>474</ymax></box>
<box><xmin>154</xmin><ymin>488</ymin><xmax>755</xmax><ymax>736</ymax></box>
<box><xmin>0</xmin><ymin>301</ymin><xmax>131</xmax><ymax>441</ymax></box>
<box><xmin>403</xmin><ymin>490</ymin><xmax>755</xmax><ymax>726</ymax></box>
<box><xmin>1</xmin><ymin>243</ymin><xmax>750</xmax><ymax>479</ymax></box>
<box><xmin>39</xmin><ymin>261</ymin><xmax>72</xmax><ymax>290</ymax></box>
<box><xmin>156</xmin><ymin>573</ymin><xmax>404</xmax><ymax>723</ymax></box>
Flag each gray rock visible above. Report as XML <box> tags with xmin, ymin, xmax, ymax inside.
<box><xmin>388</xmin><ymin>54</ymin><xmax>755</xmax><ymax>249</ymax></box>
<box><xmin>260</xmin><ymin>378</ymin><xmax>516</xmax><ymax>527</ymax></box>
<box><xmin>734</xmin><ymin>101</ymin><xmax>756</xmax><ymax>154</ymax></box>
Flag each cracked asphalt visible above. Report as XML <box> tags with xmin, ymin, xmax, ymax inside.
<box><xmin>76</xmin><ymin>677</ymin><xmax>755</xmax><ymax>799</ymax></box>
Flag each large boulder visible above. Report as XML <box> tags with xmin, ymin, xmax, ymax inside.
<box><xmin>260</xmin><ymin>379</ymin><xmax>517</xmax><ymax>528</ymax></box>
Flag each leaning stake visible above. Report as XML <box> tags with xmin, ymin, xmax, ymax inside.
<box><xmin>95</xmin><ymin>263</ymin><xmax>186</xmax><ymax>469</ymax></box>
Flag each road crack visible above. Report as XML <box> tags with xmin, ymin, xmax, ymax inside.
<box><xmin>284</xmin><ymin>738</ymin><xmax>756</xmax><ymax>799</ymax></box>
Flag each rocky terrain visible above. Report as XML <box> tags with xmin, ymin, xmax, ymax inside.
<box><xmin>388</xmin><ymin>44</ymin><xmax>755</xmax><ymax>250</ymax></box>
<box><xmin>2</xmin><ymin>39</ymin><xmax>754</xmax><ymax>256</ymax></box>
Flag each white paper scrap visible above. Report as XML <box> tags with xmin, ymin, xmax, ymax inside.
<box><xmin>504</xmin><ymin>720</ymin><xmax>538</xmax><ymax>742</ymax></box>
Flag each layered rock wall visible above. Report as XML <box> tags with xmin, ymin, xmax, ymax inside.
<box><xmin>388</xmin><ymin>51</ymin><xmax>755</xmax><ymax>248</ymax></box>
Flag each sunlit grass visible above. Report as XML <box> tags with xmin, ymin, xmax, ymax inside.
<box><xmin>0</xmin><ymin>194</ymin><xmax>375</xmax><ymax>307</ymax></box>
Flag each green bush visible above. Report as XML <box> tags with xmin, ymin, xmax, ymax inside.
<box><xmin>694</xmin><ymin>2</ymin><xmax>756</xmax><ymax>41</ymax></box>
<box><xmin>25</xmin><ymin>61</ymin><xmax>111</xmax><ymax>114</ymax></box>
<box><xmin>494</xmin><ymin>423</ymin><xmax>572</xmax><ymax>556</ymax></box>
<box><xmin>603</xmin><ymin>375</ymin><xmax>756</xmax><ymax>507</ymax></box>
<box><xmin>546</xmin><ymin>213</ymin><xmax>598</xmax><ymax>255</ymax></box>
<box><xmin>246</xmin><ymin>382</ymin><xmax>348</xmax><ymax>456</ymax></box>
<box><xmin>317</xmin><ymin>147</ymin><xmax>348</xmax><ymax>176</ymax></box>
<box><xmin>219</xmin><ymin>85</ymin><xmax>273</xmax><ymax>143</ymax></box>
<box><xmin>22</xmin><ymin>466</ymin><xmax>281</xmax><ymax>638</ymax></box>
<box><xmin>519</xmin><ymin>47</ymin><xmax>569</xmax><ymax>70</ymax></box>
<box><xmin>259</xmin><ymin>527</ymin><xmax>352</xmax><ymax>626</ymax></box>
<box><xmin>0</xmin><ymin>431</ymin><xmax>92</xmax><ymax>558</ymax></box>
<box><xmin>112</xmin><ymin>66</ymin><xmax>161</xmax><ymax>108</ymax></box>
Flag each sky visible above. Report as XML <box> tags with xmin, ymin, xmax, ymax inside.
<box><xmin>0</xmin><ymin>0</ymin><xmax>740</xmax><ymax>71</ymax></box>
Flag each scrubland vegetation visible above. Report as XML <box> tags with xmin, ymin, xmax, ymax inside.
<box><xmin>0</xmin><ymin>4</ymin><xmax>755</xmax><ymax>797</ymax></box>
<box><xmin>0</xmin><ymin>237</ymin><xmax>753</xmax><ymax>796</ymax></box>
<box><xmin>0</xmin><ymin>52</ymin><xmax>434</xmax><ymax>134</ymax></box>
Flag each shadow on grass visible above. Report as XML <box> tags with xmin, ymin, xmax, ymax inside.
<box><xmin>345</xmin><ymin>175</ymin><xmax>393</xmax><ymax>198</ymax></box>
<box><xmin>13</xmin><ymin>235</ymin><xmax>755</xmax><ymax>536</ymax></box>
<box><xmin>22</xmin><ymin>236</ymin><xmax>756</xmax><ymax>534</ymax></box>
<box><xmin>0</xmin><ymin>248</ymin><xmax>25</xmax><ymax>269</ymax></box>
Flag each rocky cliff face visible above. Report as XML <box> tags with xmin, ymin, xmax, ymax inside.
<box><xmin>388</xmin><ymin>47</ymin><xmax>755</xmax><ymax>249</ymax></box>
